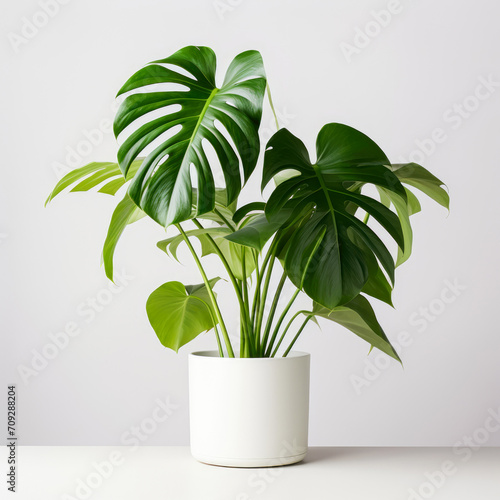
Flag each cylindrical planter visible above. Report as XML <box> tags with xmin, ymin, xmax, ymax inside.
<box><xmin>189</xmin><ymin>350</ymin><xmax>310</xmax><ymax>467</ymax></box>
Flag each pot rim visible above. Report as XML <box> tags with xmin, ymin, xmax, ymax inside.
<box><xmin>189</xmin><ymin>350</ymin><xmax>310</xmax><ymax>361</ymax></box>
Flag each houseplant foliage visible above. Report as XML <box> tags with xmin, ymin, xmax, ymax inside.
<box><xmin>47</xmin><ymin>45</ymin><xmax>449</xmax><ymax>360</ymax></box>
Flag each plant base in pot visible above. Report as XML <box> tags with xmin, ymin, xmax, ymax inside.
<box><xmin>189</xmin><ymin>351</ymin><xmax>310</xmax><ymax>467</ymax></box>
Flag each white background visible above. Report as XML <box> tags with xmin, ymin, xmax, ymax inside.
<box><xmin>1</xmin><ymin>0</ymin><xmax>499</xmax><ymax>447</ymax></box>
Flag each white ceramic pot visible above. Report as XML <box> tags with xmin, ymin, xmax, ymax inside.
<box><xmin>188</xmin><ymin>350</ymin><xmax>310</xmax><ymax>467</ymax></box>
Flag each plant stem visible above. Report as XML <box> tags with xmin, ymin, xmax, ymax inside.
<box><xmin>264</xmin><ymin>288</ymin><xmax>300</xmax><ymax>357</ymax></box>
<box><xmin>240</xmin><ymin>249</ymin><xmax>252</xmax><ymax>357</ymax></box>
<box><xmin>213</xmin><ymin>318</ymin><xmax>224</xmax><ymax>357</ymax></box>
<box><xmin>260</xmin><ymin>272</ymin><xmax>287</xmax><ymax>355</ymax></box>
<box><xmin>239</xmin><ymin>280</ymin><xmax>245</xmax><ymax>357</ymax></box>
<box><xmin>241</xmin><ymin>250</ymin><xmax>249</xmax><ymax>318</ymax></box>
<box><xmin>204</xmin><ymin>302</ymin><xmax>224</xmax><ymax>357</ymax></box>
<box><xmin>176</xmin><ymin>223</ymin><xmax>234</xmax><ymax>357</ymax></box>
<box><xmin>251</xmin><ymin>252</ymin><xmax>263</xmax><ymax>328</ymax></box>
<box><xmin>363</xmin><ymin>213</ymin><xmax>370</xmax><ymax>224</ymax></box>
<box><xmin>192</xmin><ymin>218</ymin><xmax>252</xmax><ymax>357</ymax></box>
<box><xmin>266</xmin><ymin>82</ymin><xmax>280</xmax><ymax>131</ymax></box>
<box><xmin>271</xmin><ymin>310</ymin><xmax>308</xmax><ymax>357</ymax></box>
<box><xmin>283</xmin><ymin>315</ymin><xmax>313</xmax><ymax>357</ymax></box>
<box><xmin>213</xmin><ymin>207</ymin><xmax>236</xmax><ymax>230</ymax></box>
<box><xmin>254</xmin><ymin>242</ymin><xmax>278</xmax><ymax>354</ymax></box>
<box><xmin>252</xmin><ymin>239</ymin><xmax>277</xmax><ymax>320</ymax></box>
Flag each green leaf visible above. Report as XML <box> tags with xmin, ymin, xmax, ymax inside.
<box><xmin>45</xmin><ymin>159</ymin><xmax>144</xmax><ymax>205</ymax></box>
<box><xmin>227</xmin><ymin>203</ymin><xmax>310</xmax><ymax>252</ymax></box>
<box><xmin>47</xmin><ymin>159</ymin><xmax>146</xmax><ymax>283</ymax></box>
<box><xmin>114</xmin><ymin>46</ymin><xmax>266</xmax><ymax>227</ymax></box>
<box><xmin>157</xmin><ymin>227</ymin><xmax>256</xmax><ymax>280</ymax></box>
<box><xmin>376</xmin><ymin>186</ymin><xmax>413</xmax><ymax>267</ymax></box>
<box><xmin>225</xmin><ymin>213</ymin><xmax>283</xmax><ymax>251</ymax></box>
<box><xmin>157</xmin><ymin>227</ymin><xmax>231</xmax><ymax>261</ymax></box>
<box><xmin>374</xmin><ymin>162</ymin><xmax>447</xmax><ymax>267</ymax></box>
<box><xmin>146</xmin><ymin>279</ymin><xmax>220</xmax><ymax>352</ymax></box>
<box><xmin>348</xmin><ymin>228</ymin><xmax>393</xmax><ymax>306</ymax></box>
<box><xmin>390</xmin><ymin>162</ymin><xmax>449</xmax><ymax>264</ymax></box>
<box><xmin>389</xmin><ymin>163</ymin><xmax>449</xmax><ymax>210</ymax></box>
<box><xmin>263</xmin><ymin>124</ymin><xmax>406</xmax><ymax>309</ymax></box>
<box><xmin>361</xmin><ymin>262</ymin><xmax>393</xmax><ymax>306</ymax></box>
<box><xmin>193</xmin><ymin>189</ymin><xmax>238</xmax><ymax>228</ymax></box>
<box><xmin>404</xmin><ymin>187</ymin><xmax>422</xmax><ymax>215</ymax></box>
<box><xmin>215</xmin><ymin>237</ymin><xmax>257</xmax><ymax>280</ymax></box>
<box><xmin>103</xmin><ymin>194</ymin><xmax>146</xmax><ymax>281</ymax></box>
<box><xmin>313</xmin><ymin>295</ymin><xmax>400</xmax><ymax>362</ymax></box>
<box><xmin>232</xmin><ymin>202</ymin><xmax>267</xmax><ymax>224</ymax></box>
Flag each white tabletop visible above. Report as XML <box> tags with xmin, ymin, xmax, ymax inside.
<box><xmin>3</xmin><ymin>446</ymin><xmax>499</xmax><ymax>499</ymax></box>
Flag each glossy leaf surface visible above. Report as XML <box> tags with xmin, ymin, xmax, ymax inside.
<box><xmin>146</xmin><ymin>279</ymin><xmax>220</xmax><ymax>352</ymax></box>
<box><xmin>263</xmin><ymin>124</ymin><xmax>406</xmax><ymax>309</ymax></box>
<box><xmin>313</xmin><ymin>295</ymin><xmax>400</xmax><ymax>361</ymax></box>
<box><xmin>114</xmin><ymin>46</ymin><xmax>266</xmax><ymax>227</ymax></box>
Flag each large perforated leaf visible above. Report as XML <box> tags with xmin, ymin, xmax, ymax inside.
<box><xmin>263</xmin><ymin>124</ymin><xmax>407</xmax><ymax>309</ymax></box>
<box><xmin>114</xmin><ymin>46</ymin><xmax>266</xmax><ymax>227</ymax></box>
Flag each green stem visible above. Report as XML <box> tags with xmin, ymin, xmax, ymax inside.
<box><xmin>251</xmin><ymin>254</ymin><xmax>263</xmax><ymax>328</ymax></box>
<box><xmin>176</xmin><ymin>223</ymin><xmax>234</xmax><ymax>357</ymax></box>
<box><xmin>204</xmin><ymin>302</ymin><xmax>224</xmax><ymax>357</ymax></box>
<box><xmin>192</xmin><ymin>219</ymin><xmax>252</xmax><ymax>357</ymax></box>
<box><xmin>260</xmin><ymin>272</ymin><xmax>287</xmax><ymax>355</ymax></box>
<box><xmin>254</xmin><ymin>243</ymin><xmax>278</xmax><ymax>354</ymax></box>
<box><xmin>283</xmin><ymin>315</ymin><xmax>313</xmax><ymax>357</ymax></box>
<box><xmin>271</xmin><ymin>310</ymin><xmax>308</xmax><ymax>358</ymax></box>
<box><xmin>265</xmin><ymin>288</ymin><xmax>300</xmax><ymax>357</ymax></box>
<box><xmin>241</xmin><ymin>249</ymin><xmax>252</xmax><ymax>357</ymax></box>
<box><xmin>252</xmin><ymin>239</ymin><xmax>276</xmax><ymax>323</ymax></box>
<box><xmin>214</xmin><ymin>207</ymin><xmax>236</xmax><ymax>231</ymax></box>
<box><xmin>266</xmin><ymin>82</ymin><xmax>280</xmax><ymax>130</ymax></box>
<box><xmin>239</xmin><ymin>280</ymin><xmax>245</xmax><ymax>357</ymax></box>
<box><xmin>241</xmin><ymin>251</ymin><xmax>249</xmax><ymax>316</ymax></box>
<box><xmin>363</xmin><ymin>213</ymin><xmax>370</xmax><ymax>224</ymax></box>
<box><xmin>212</xmin><ymin>314</ymin><xmax>224</xmax><ymax>357</ymax></box>
<box><xmin>240</xmin><ymin>311</ymin><xmax>249</xmax><ymax>357</ymax></box>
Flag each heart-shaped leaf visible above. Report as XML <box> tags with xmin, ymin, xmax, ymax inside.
<box><xmin>146</xmin><ymin>279</ymin><xmax>220</xmax><ymax>352</ymax></box>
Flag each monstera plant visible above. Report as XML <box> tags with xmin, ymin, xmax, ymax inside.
<box><xmin>47</xmin><ymin>45</ymin><xmax>449</xmax><ymax>360</ymax></box>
